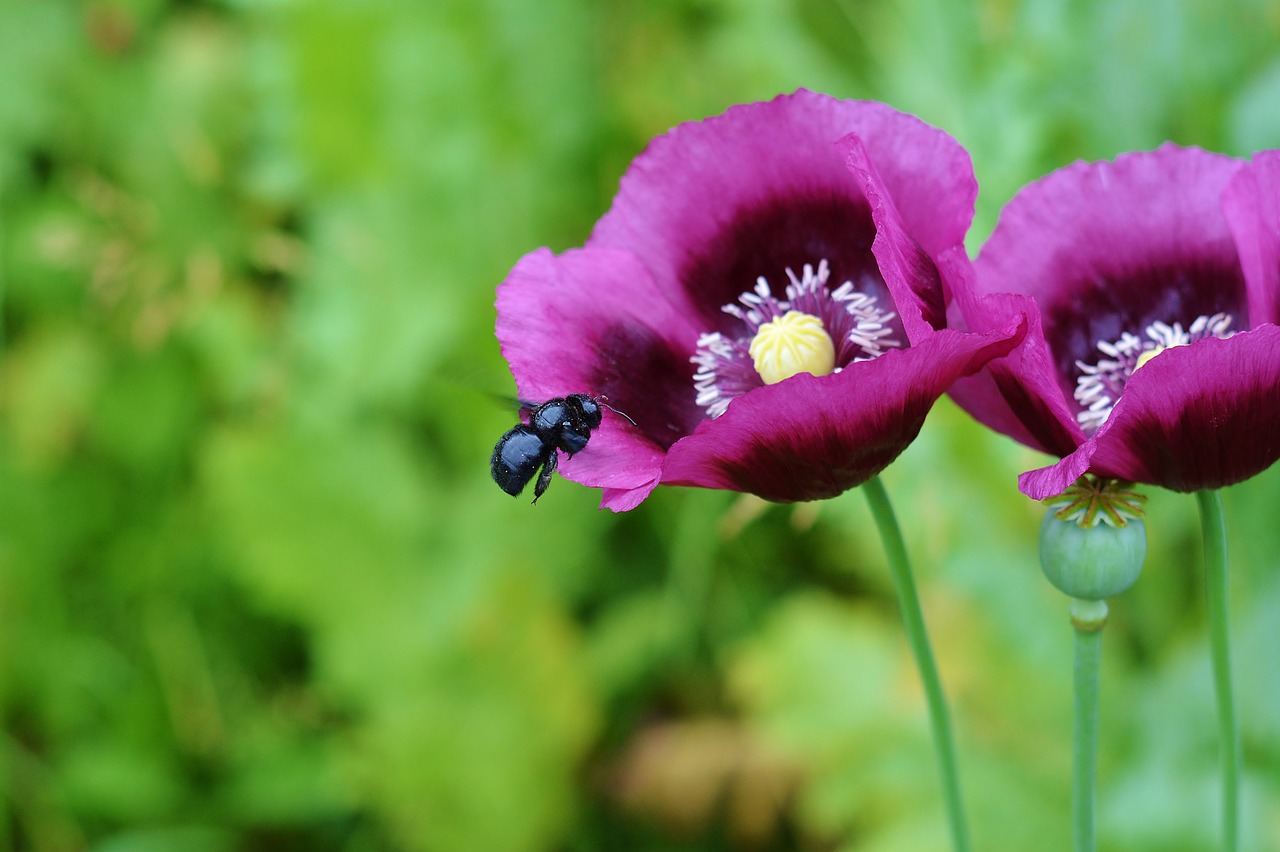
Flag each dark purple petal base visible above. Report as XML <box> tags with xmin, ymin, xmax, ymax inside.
<box><xmin>662</xmin><ymin>325</ymin><xmax>1024</xmax><ymax>503</ymax></box>
<box><xmin>1020</xmin><ymin>326</ymin><xmax>1280</xmax><ymax>498</ymax></box>
<box><xmin>496</xmin><ymin>91</ymin><xmax>1016</xmax><ymax>511</ymax></box>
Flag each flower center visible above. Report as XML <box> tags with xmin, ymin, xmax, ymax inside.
<box><xmin>1131</xmin><ymin>342</ymin><xmax>1183</xmax><ymax>372</ymax></box>
<box><xmin>691</xmin><ymin>260</ymin><xmax>900</xmax><ymax>418</ymax></box>
<box><xmin>1073</xmin><ymin>313</ymin><xmax>1233</xmax><ymax>433</ymax></box>
<box><xmin>748</xmin><ymin>310</ymin><xmax>836</xmax><ymax>384</ymax></box>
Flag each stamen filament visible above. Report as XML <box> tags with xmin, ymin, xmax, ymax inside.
<box><xmin>1073</xmin><ymin>313</ymin><xmax>1234</xmax><ymax>433</ymax></box>
<box><xmin>690</xmin><ymin>259</ymin><xmax>900</xmax><ymax>417</ymax></box>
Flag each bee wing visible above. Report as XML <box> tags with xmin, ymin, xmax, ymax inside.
<box><xmin>479</xmin><ymin>391</ymin><xmax>540</xmax><ymax>418</ymax></box>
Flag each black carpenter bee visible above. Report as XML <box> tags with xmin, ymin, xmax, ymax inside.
<box><xmin>490</xmin><ymin>394</ymin><xmax>634</xmax><ymax>503</ymax></box>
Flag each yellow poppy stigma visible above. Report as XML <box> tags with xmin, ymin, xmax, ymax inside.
<box><xmin>747</xmin><ymin>310</ymin><xmax>836</xmax><ymax>385</ymax></box>
<box><xmin>1133</xmin><ymin>342</ymin><xmax>1185</xmax><ymax>372</ymax></box>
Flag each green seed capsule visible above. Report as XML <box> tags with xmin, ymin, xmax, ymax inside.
<box><xmin>1039</xmin><ymin>509</ymin><xmax>1146</xmax><ymax>601</ymax></box>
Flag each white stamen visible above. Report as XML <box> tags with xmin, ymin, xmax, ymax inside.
<box><xmin>1073</xmin><ymin>312</ymin><xmax>1234</xmax><ymax>433</ymax></box>
<box><xmin>690</xmin><ymin>258</ymin><xmax>901</xmax><ymax>418</ymax></box>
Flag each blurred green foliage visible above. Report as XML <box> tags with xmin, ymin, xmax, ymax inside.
<box><xmin>2</xmin><ymin>0</ymin><xmax>1279</xmax><ymax>850</ymax></box>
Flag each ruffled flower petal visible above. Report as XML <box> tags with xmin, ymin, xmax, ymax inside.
<box><xmin>588</xmin><ymin>89</ymin><xmax>975</xmax><ymax>334</ymax></box>
<box><xmin>496</xmin><ymin>247</ymin><xmax>705</xmax><ymax>505</ymax></box>
<box><xmin>943</xmin><ymin>250</ymin><xmax>1087</xmax><ymax>457</ymax></box>
<box><xmin>1223</xmin><ymin>149</ymin><xmax>1280</xmax><ymax>327</ymax></box>
<box><xmin>496</xmin><ymin>91</ymin><xmax>1019</xmax><ymax>510</ymax></box>
<box><xmin>950</xmin><ymin>144</ymin><xmax>1280</xmax><ymax>498</ymax></box>
<box><xmin>972</xmin><ymin>145</ymin><xmax>1246</xmax><ymax>384</ymax></box>
<box><xmin>661</xmin><ymin>325</ymin><xmax>1024</xmax><ymax>502</ymax></box>
<box><xmin>1020</xmin><ymin>327</ymin><xmax>1280</xmax><ymax>497</ymax></box>
<box><xmin>840</xmin><ymin>133</ymin><xmax>946</xmax><ymax>341</ymax></box>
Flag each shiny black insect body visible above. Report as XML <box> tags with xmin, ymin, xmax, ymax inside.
<box><xmin>491</xmin><ymin>394</ymin><xmax>612</xmax><ymax>503</ymax></box>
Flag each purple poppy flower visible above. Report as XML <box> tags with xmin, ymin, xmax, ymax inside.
<box><xmin>496</xmin><ymin>90</ymin><xmax>1024</xmax><ymax>510</ymax></box>
<box><xmin>948</xmin><ymin>144</ymin><xmax>1280</xmax><ymax>499</ymax></box>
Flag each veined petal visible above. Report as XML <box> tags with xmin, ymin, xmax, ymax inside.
<box><xmin>496</xmin><ymin>247</ymin><xmax>704</xmax><ymax>507</ymax></box>
<box><xmin>954</xmin><ymin>144</ymin><xmax>1271</xmax><ymax>491</ymax></box>
<box><xmin>495</xmin><ymin>93</ymin><xmax>997</xmax><ymax>510</ymax></box>
<box><xmin>841</xmin><ymin>132</ymin><xmax>946</xmax><ymax>342</ymax></box>
<box><xmin>948</xmin><ymin>293</ymin><xmax>1086</xmax><ymax>458</ymax></box>
<box><xmin>1019</xmin><ymin>327</ymin><xmax>1280</xmax><ymax>498</ymax></box>
<box><xmin>589</xmin><ymin>89</ymin><xmax>976</xmax><ymax>332</ymax></box>
<box><xmin>1223</xmin><ymin>149</ymin><xmax>1280</xmax><ymax>327</ymax></box>
<box><xmin>660</xmin><ymin>324</ymin><xmax>1024</xmax><ymax>502</ymax></box>
<box><xmin>975</xmin><ymin>145</ymin><xmax>1247</xmax><ymax>388</ymax></box>
<box><xmin>943</xmin><ymin>249</ymin><xmax>1085</xmax><ymax>457</ymax></box>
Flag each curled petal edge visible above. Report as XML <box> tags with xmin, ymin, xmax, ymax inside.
<box><xmin>1018</xmin><ymin>325</ymin><xmax>1280</xmax><ymax>498</ymax></box>
<box><xmin>656</xmin><ymin>318</ymin><xmax>1027</xmax><ymax>503</ymax></box>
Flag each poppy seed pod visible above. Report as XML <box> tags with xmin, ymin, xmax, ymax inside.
<box><xmin>1039</xmin><ymin>510</ymin><xmax>1146</xmax><ymax>602</ymax></box>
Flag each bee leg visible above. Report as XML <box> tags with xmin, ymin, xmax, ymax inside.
<box><xmin>532</xmin><ymin>450</ymin><xmax>558</xmax><ymax>503</ymax></box>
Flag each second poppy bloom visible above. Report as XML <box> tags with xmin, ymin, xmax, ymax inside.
<box><xmin>949</xmin><ymin>145</ymin><xmax>1280</xmax><ymax>498</ymax></box>
<box><xmin>496</xmin><ymin>90</ymin><xmax>1023</xmax><ymax>510</ymax></box>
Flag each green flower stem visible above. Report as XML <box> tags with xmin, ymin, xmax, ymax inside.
<box><xmin>1070</xmin><ymin>598</ymin><xmax>1107</xmax><ymax>852</ymax></box>
<box><xmin>1197</xmin><ymin>489</ymin><xmax>1238</xmax><ymax>852</ymax></box>
<box><xmin>862</xmin><ymin>475</ymin><xmax>969</xmax><ymax>852</ymax></box>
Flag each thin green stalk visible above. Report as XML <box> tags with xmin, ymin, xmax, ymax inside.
<box><xmin>862</xmin><ymin>475</ymin><xmax>969</xmax><ymax>852</ymax></box>
<box><xmin>1070</xmin><ymin>599</ymin><xmax>1107</xmax><ymax>852</ymax></box>
<box><xmin>1197</xmin><ymin>489</ymin><xmax>1239</xmax><ymax>852</ymax></box>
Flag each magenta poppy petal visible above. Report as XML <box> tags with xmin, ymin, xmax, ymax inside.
<box><xmin>848</xmin><ymin>106</ymin><xmax>977</xmax><ymax>258</ymax></box>
<box><xmin>1019</xmin><ymin>326</ymin><xmax>1280</xmax><ymax>498</ymax></box>
<box><xmin>588</xmin><ymin>90</ymin><xmax>976</xmax><ymax>328</ymax></box>
<box><xmin>976</xmin><ymin>145</ymin><xmax>1244</xmax><ymax>305</ymax></box>
<box><xmin>1018</xmin><ymin>446</ymin><xmax>1100</xmax><ymax>501</ymax></box>
<box><xmin>1223</xmin><ymin>150</ymin><xmax>1280</xmax><ymax>327</ymax></box>
<box><xmin>495</xmin><ymin>94</ymin><xmax>1005</xmax><ymax>510</ymax></box>
<box><xmin>660</xmin><ymin>324</ymin><xmax>1024</xmax><ymax>502</ymax></box>
<box><xmin>841</xmin><ymin>133</ymin><xmax>945</xmax><ymax>342</ymax></box>
<box><xmin>941</xmin><ymin>248</ymin><xmax>1085</xmax><ymax>456</ymax></box>
<box><xmin>597</xmin><ymin>486</ymin><xmax>653</xmax><ymax>513</ymax></box>
<box><xmin>975</xmin><ymin>145</ymin><xmax>1248</xmax><ymax>384</ymax></box>
<box><xmin>948</xmin><ymin>292</ymin><xmax>1086</xmax><ymax>457</ymax></box>
<box><xmin>496</xmin><ymin>246</ymin><xmax>704</xmax><ymax>497</ymax></box>
<box><xmin>560</xmin><ymin>428</ymin><xmax>665</xmax><ymax>512</ymax></box>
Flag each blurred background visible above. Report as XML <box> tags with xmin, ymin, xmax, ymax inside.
<box><xmin>3</xmin><ymin>0</ymin><xmax>1280</xmax><ymax>850</ymax></box>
